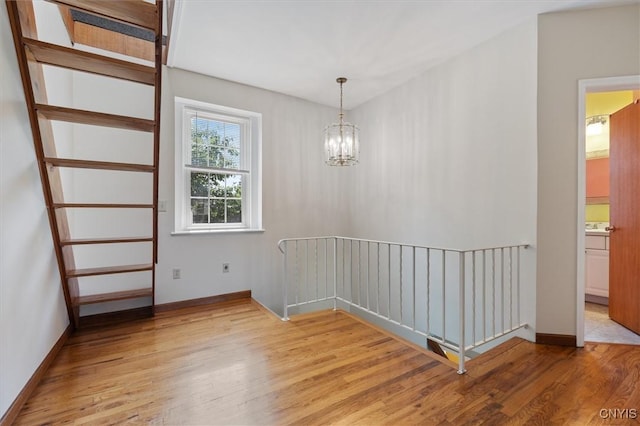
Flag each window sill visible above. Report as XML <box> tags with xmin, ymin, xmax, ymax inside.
<box><xmin>171</xmin><ymin>228</ymin><xmax>265</xmax><ymax>236</ymax></box>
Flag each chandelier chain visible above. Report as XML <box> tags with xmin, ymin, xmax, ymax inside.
<box><xmin>339</xmin><ymin>79</ymin><xmax>344</xmax><ymax>124</ymax></box>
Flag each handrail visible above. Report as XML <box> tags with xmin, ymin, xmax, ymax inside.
<box><xmin>278</xmin><ymin>236</ymin><xmax>529</xmax><ymax>374</ymax></box>
<box><xmin>277</xmin><ymin>236</ymin><xmax>337</xmax><ymax>254</ymax></box>
<box><xmin>278</xmin><ymin>236</ymin><xmax>529</xmax><ymax>254</ymax></box>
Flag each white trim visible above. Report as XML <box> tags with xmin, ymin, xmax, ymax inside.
<box><xmin>185</xmin><ymin>165</ymin><xmax>250</xmax><ymax>175</ymax></box>
<box><xmin>175</xmin><ymin>97</ymin><xmax>261</xmax><ymax>120</ymax></box>
<box><xmin>171</xmin><ymin>229</ymin><xmax>266</xmax><ymax>236</ymax></box>
<box><xmin>576</xmin><ymin>75</ymin><xmax>640</xmax><ymax>348</ymax></box>
<box><xmin>166</xmin><ymin>0</ymin><xmax>184</xmax><ymax>68</ymax></box>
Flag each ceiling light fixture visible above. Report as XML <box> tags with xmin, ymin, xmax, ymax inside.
<box><xmin>324</xmin><ymin>77</ymin><xmax>359</xmax><ymax>166</ymax></box>
<box><xmin>586</xmin><ymin>115</ymin><xmax>608</xmax><ymax>136</ymax></box>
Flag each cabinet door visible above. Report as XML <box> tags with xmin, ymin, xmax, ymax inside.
<box><xmin>585</xmin><ymin>249</ymin><xmax>609</xmax><ymax>298</ymax></box>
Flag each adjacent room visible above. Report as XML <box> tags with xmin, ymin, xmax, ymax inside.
<box><xmin>583</xmin><ymin>90</ymin><xmax>640</xmax><ymax>346</ymax></box>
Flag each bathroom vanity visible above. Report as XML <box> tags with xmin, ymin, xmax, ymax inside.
<box><xmin>585</xmin><ymin>230</ymin><xmax>610</xmax><ymax>299</ymax></box>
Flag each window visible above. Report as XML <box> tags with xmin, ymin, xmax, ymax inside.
<box><xmin>174</xmin><ymin>98</ymin><xmax>262</xmax><ymax>233</ymax></box>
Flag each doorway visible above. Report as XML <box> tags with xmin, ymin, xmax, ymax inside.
<box><xmin>576</xmin><ymin>76</ymin><xmax>640</xmax><ymax>347</ymax></box>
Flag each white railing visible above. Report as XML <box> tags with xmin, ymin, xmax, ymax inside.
<box><xmin>277</xmin><ymin>236</ymin><xmax>529</xmax><ymax>374</ymax></box>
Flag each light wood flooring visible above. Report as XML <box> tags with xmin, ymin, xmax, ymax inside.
<box><xmin>14</xmin><ymin>299</ymin><xmax>640</xmax><ymax>425</ymax></box>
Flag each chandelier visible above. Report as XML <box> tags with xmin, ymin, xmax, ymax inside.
<box><xmin>324</xmin><ymin>77</ymin><xmax>359</xmax><ymax>166</ymax></box>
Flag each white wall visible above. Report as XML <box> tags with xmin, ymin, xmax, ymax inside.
<box><xmin>537</xmin><ymin>4</ymin><xmax>640</xmax><ymax>335</ymax></box>
<box><xmin>348</xmin><ymin>19</ymin><xmax>538</xmax><ymax>249</ymax></box>
<box><xmin>0</xmin><ymin>3</ymin><xmax>70</xmax><ymax>418</ymax></box>
<box><xmin>348</xmin><ymin>19</ymin><xmax>538</xmax><ymax>339</ymax></box>
<box><xmin>157</xmin><ymin>68</ymin><xmax>347</xmax><ymax>314</ymax></box>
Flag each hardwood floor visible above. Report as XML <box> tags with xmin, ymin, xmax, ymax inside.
<box><xmin>13</xmin><ymin>299</ymin><xmax>640</xmax><ymax>425</ymax></box>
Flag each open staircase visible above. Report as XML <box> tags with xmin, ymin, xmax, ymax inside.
<box><xmin>6</xmin><ymin>0</ymin><xmax>163</xmax><ymax>328</ymax></box>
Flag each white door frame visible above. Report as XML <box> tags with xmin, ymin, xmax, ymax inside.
<box><xmin>576</xmin><ymin>75</ymin><xmax>640</xmax><ymax>347</ymax></box>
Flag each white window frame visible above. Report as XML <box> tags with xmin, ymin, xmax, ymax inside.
<box><xmin>174</xmin><ymin>97</ymin><xmax>262</xmax><ymax>234</ymax></box>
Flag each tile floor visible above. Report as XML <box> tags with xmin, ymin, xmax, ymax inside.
<box><xmin>585</xmin><ymin>302</ymin><xmax>640</xmax><ymax>345</ymax></box>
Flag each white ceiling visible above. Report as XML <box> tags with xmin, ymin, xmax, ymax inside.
<box><xmin>167</xmin><ymin>0</ymin><xmax>639</xmax><ymax>110</ymax></box>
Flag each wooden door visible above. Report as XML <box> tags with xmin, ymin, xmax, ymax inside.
<box><xmin>609</xmin><ymin>100</ymin><xmax>640</xmax><ymax>334</ymax></box>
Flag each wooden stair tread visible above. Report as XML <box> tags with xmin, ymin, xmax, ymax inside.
<box><xmin>36</xmin><ymin>104</ymin><xmax>155</xmax><ymax>132</ymax></box>
<box><xmin>61</xmin><ymin>236</ymin><xmax>153</xmax><ymax>246</ymax></box>
<box><xmin>53</xmin><ymin>203</ymin><xmax>154</xmax><ymax>209</ymax></box>
<box><xmin>78</xmin><ymin>288</ymin><xmax>153</xmax><ymax>305</ymax></box>
<box><xmin>24</xmin><ymin>38</ymin><xmax>155</xmax><ymax>85</ymax></box>
<box><xmin>44</xmin><ymin>157</ymin><xmax>154</xmax><ymax>172</ymax></box>
<box><xmin>49</xmin><ymin>0</ymin><xmax>159</xmax><ymax>32</ymax></box>
<box><xmin>67</xmin><ymin>263</ymin><xmax>153</xmax><ymax>278</ymax></box>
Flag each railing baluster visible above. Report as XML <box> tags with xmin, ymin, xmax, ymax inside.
<box><xmin>367</xmin><ymin>241</ymin><xmax>370</xmax><ymax>311</ymax></box>
<box><xmin>388</xmin><ymin>243</ymin><xmax>391</xmax><ymax>320</ymax></box>
<box><xmin>324</xmin><ymin>238</ymin><xmax>328</xmax><ymax>301</ymax></box>
<box><xmin>509</xmin><ymin>247</ymin><xmax>513</xmax><ymax>330</ymax></box>
<box><xmin>304</xmin><ymin>240</ymin><xmax>311</xmax><ymax>302</ymax></box>
<box><xmin>492</xmin><ymin>248</ymin><xmax>496</xmax><ymax>338</ymax></box>
<box><xmin>295</xmin><ymin>240</ymin><xmax>299</xmax><ymax>306</ymax></box>
<box><xmin>354</xmin><ymin>240</ymin><xmax>358</xmax><ymax>306</ymax></box>
<box><xmin>347</xmin><ymin>239</ymin><xmax>350</xmax><ymax>301</ymax></box>
<box><xmin>400</xmin><ymin>245</ymin><xmax>403</xmax><ymax>326</ymax></box>
<box><xmin>426</xmin><ymin>248</ymin><xmax>430</xmax><ymax>338</ymax></box>
<box><xmin>482</xmin><ymin>250</ymin><xmax>486</xmax><ymax>343</ymax></box>
<box><xmin>315</xmin><ymin>238</ymin><xmax>319</xmax><ymax>302</ymax></box>
<box><xmin>472</xmin><ymin>250</ymin><xmax>476</xmax><ymax>347</ymax></box>
<box><xmin>347</xmin><ymin>240</ymin><xmax>350</xmax><ymax>302</ymax></box>
<box><xmin>333</xmin><ymin>238</ymin><xmax>338</xmax><ymax>311</ymax></box>
<box><xmin>356</xmin><ymin>241</ymin><xmax>362</xmax><ymax>306</ymax></box>
<box><xmin>357</xmin><ymin>240</ymin><xmax>361</xmax><ymax>306</ymax></box>
<box><xmin>412</xmin><ymin>246</ymin><xmax>416</xmax><ymax>331</ymax></box>
<box><xmin>283</xmin><ymin>241</ymin><xmax>288</xmax><ymax>320</ymax></box>
<box><xmin>517</xmin><ymin>245</ymin><xmax>521</xmax><ymax>325</ymax></box>
<box><xmin>501</xmin><ymin>247</ymin><xmax>505</xmax><ymax>333</ymax></box>
<box><xmin>442</xmin><ymin>250</ymin><xmax>446</xmax><ymax>344</ymax></box>
<box><xmin>376</xmin><ymin>242</ymin><xmax>380</xmax><ymax>315</ymax></box>
<box><xmin>458</xmin><ymin>251</ymin><xmax>466</xmax><ymax>374</ymax></box>
<box><xmin>342</xmin><ymin>239</ymin><xmax>347</xmax><ymax>297</ymax></box>
<box><xmin>352</xmin><ymin>240</ymin><xmax>355</xmax><ymax>303</ymax></box>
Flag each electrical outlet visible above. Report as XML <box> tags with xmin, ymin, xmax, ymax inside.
<box><xmin>222</xmin><ymin>263</ymin><xmax>230</xmax><ymax>273</ymax></box>
<box><xmin>172</xmin><ymin>268</ymin><xmax>181</xmax><ymax>279</ymax></box>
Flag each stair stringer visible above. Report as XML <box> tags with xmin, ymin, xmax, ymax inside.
<box><xmin>6</xmin><ymin>0</ymin><xmax>79</xmax><ymax>326</ymax></box>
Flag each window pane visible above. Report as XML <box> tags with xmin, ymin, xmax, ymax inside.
<box><xmin>191</xmin><ymin>172</ymin><xmax>209</xmax><ymax>196</ymax></box>
<box><xmin>191</xmin><ymin>117</ymin><xmax>213</xmax><ymax>166</ymax></box>
<box><xmin>218</xmin><ymin>122</ymin><xmax>240</xmax><ymax>149</ymax></box>
<box><xmin>209</xmin><ymin>120</ymin><xmax>225</xmax><ymax>145</ymax></box>
<box><xmin>191</xmin><ymin>116</ymin><xmax>241</xmax><ymax>169</ymax></box>
<box><xmin>224</xmin><ymin>147</ymin><xmax>240</xmax><ymax>169</ymax></box>
<box><xmin>191</xmin><ymin>140</ymin><xmax>208</xmax><ymax>167</ymax></box>
<box><xmin>226</xmin><ymin>199</ymin><xmax>242</xmax><ymax>223</ymax></box>
<box><xmin>225</xmin><ymin>175</ymin><xmax>242</xmax><ymax>198</ymax></box>
<box><xmin>210</xmin><ymin>174</ymin><xmax>225</xmax><ymax>197</ymax></box>
<box><xmin>208</xmin><ymin>145</ymin><xmax>225</xmax><ymax>168</ymax></box>
<box><xmin>209</xmin><ymin>199</ymin><xmax>226</xmax><ymax>223</ymax></box>
<box><xmin>191</xmin><ymin>199</ymin><xmax>208</xmax><ymax>223</ymax></box>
